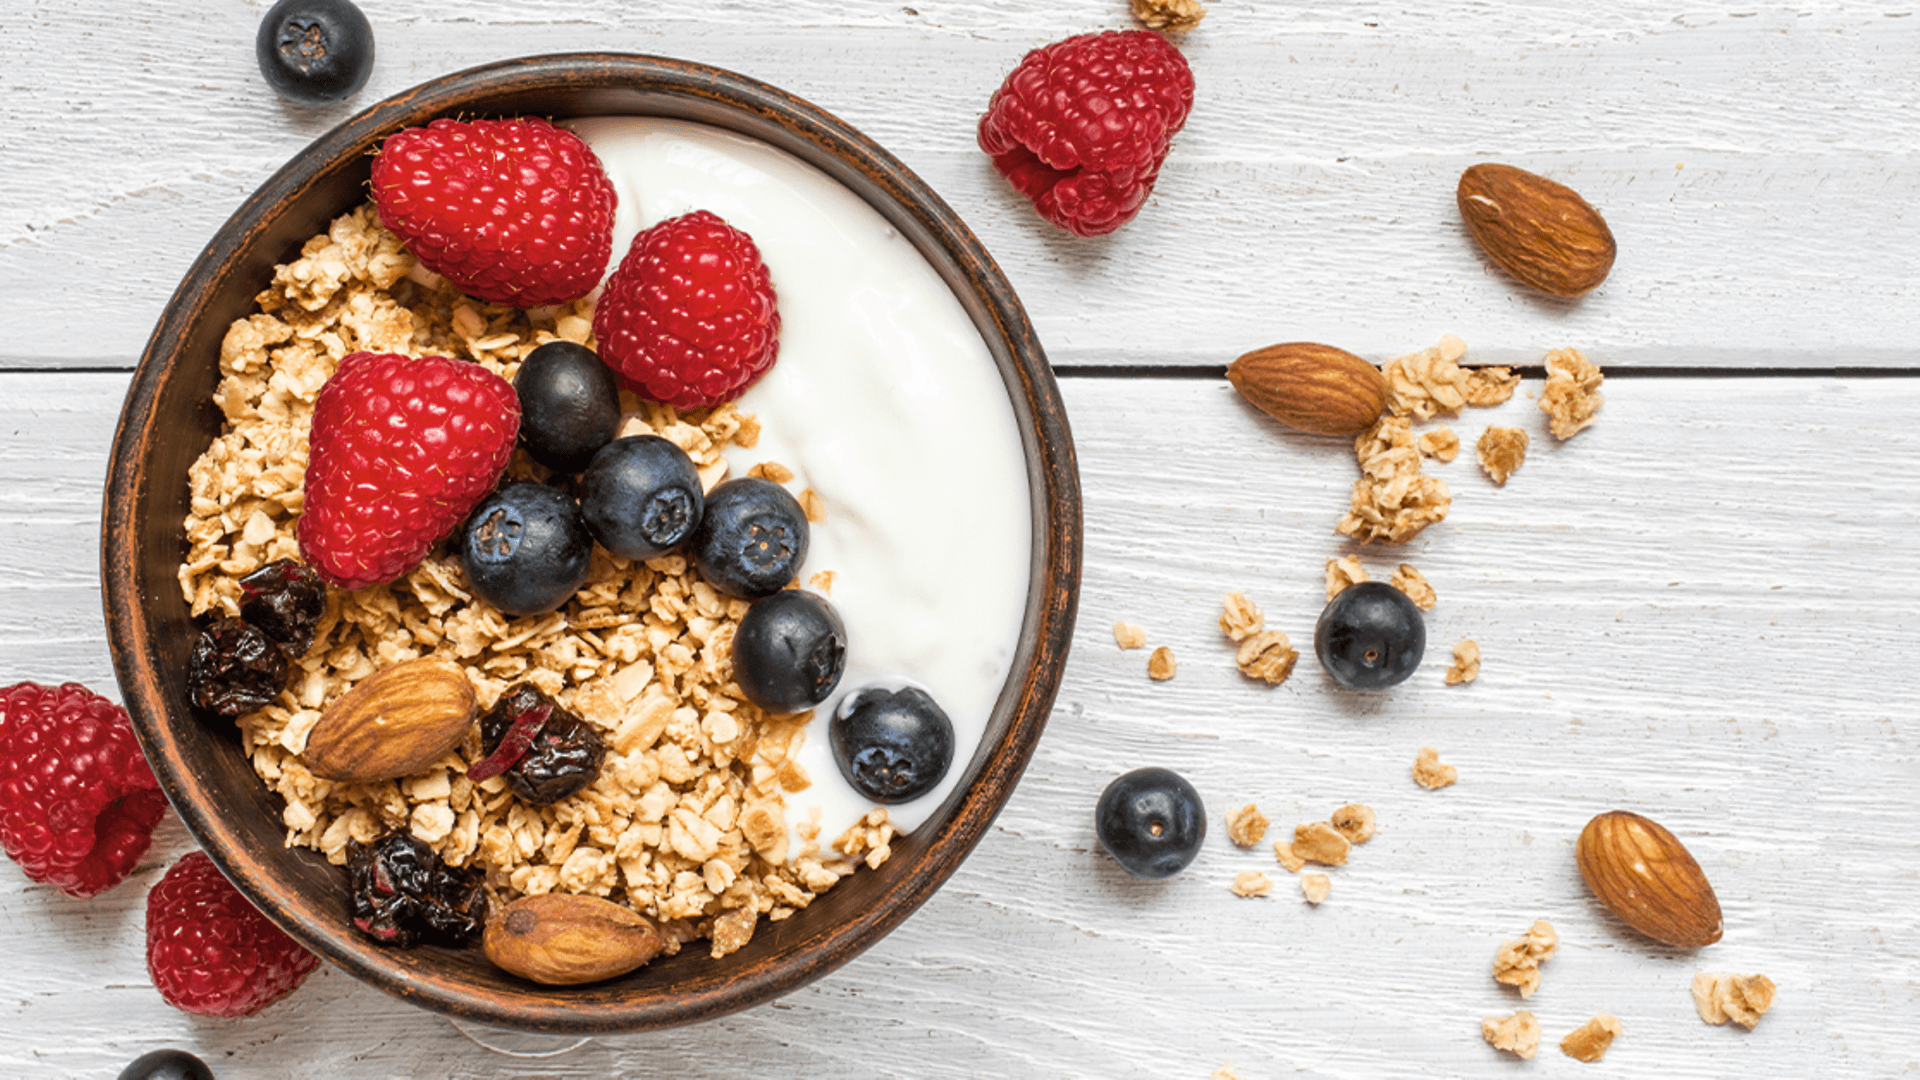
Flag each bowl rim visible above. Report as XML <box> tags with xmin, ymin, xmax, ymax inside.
<box><xmin>102</xmin><ymin>52</ymin><xmax>1080</xmax><ymax>1032</ymax></box>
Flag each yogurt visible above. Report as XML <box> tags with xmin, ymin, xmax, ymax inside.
<box><xmin>570</xmin><ymin>117</ymin><xmax>1033</xmax><ymax>850</ymax></box>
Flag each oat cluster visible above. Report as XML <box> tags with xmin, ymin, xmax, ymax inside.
<box><xmin>1692</xmin><ymin>972</ymin><xmax>1777</xmax><ymax>1029</ymax></box>
<box><xmin>1324</xmin><ymin>556</ymin><xmax>1368</xmax><ymax>599</ymax></box>
<box><xmin>1492</xmin><ymin>919</ymin><xmax>1560</xmax><ymax>998</ymax></box>
<box><xmin>1338</xmin><ymin>413</ymin><xmax>1452</xmax><ymax>544</ymax></box>
<box><xmin>1230</xmin><ymin>870</ymin><xmax>1273</xmax><ymax>898</ymax></box>
<box><xmin>1389</xmin><ymin>564</ymin><xmax>1436</xmax><ymax>610</ymax></box>
<box><xmin>1380</xmin><ymin>334</ymin><xmax>1519</xmax><ymax>419</ymax></box>
<box><xmin>1299</xmin><ymin>873</ymin><xmax>1330</xmax><ymax>905</ymax></box>
<box><xmin>1482</xmin><ymin>1010</ymin><xmax>1542</xmax><ymax>1059</ymax></box>
<box><xmin>1225</xmin><ymin>803</ymin><xmax>1270</xmax><ymax>847</ymax></box>
<box><xmin>1413</xmin><ymin>746</ymin><xmax>1458</xmax><ymax>790</ymax></box>
<box><xmin>1476</xmin><ymin>425</ymin><xmax>1529</xmax><ymax>485</ymax></box>
<box><xmin>1540</xmin><ymin>347</ymin><xmax>1605</xmax><ymax>439</ymax></box>
<box><xmin>1147</xmin><ymin>645</ymin><xmax>1178</xmax><ymax>681</ymax></box>
<box><xmin>1559</xmin><ymin>1013</ymin><xmax>1622</xmax><ymax>1062</ymax></box>
<box><xmin>1111</xmin><ymin>621</ymin><xmax>1148</xmax><ymax>650</ymax></box>
<box><xmin>179</xmin><ymin>205</ymin><xmax>892</xmax><ymax>962</ymax></box>
<box><xmin>1215</xmin><ymin>593</ymin><xmax>1298</xmax><ymax>685</ymax></box>
<box><xmin>1130</xmin><ymin>0</ymin><xmax>1206</xmax><ymax>32</ymax></box>
<box><xmin>1416</xmin><ymin>427</ymin><xmax>1459</xmax><ymax>462</ymax></box>
<box><xmin>1446</xmin><ymin>640</ymin><xmax>1481</xmax><ymax>685</ymax></box>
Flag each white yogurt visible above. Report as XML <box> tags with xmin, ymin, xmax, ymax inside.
<box><xmin>570</xmin><ymin>117</ymin><xmax>1033</xmax><ymax>850</ymax></box>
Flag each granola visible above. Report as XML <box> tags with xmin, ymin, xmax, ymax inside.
<box><xmin>1540</xmin><ymin>347</ymin><xmax>1604</xmax><ymax>439</ymax></box>
<box><xmin>1337</xmin><ymin>415</ymin><xmax>1452</xmax><ymax>544</ymax></box>
<box><xmin>1329</xmin><ymin>803</ymin><xmax>1376</xmax><ymax>844</ymax></box>
<box><xmin>1231</xmin><ymin>870</ymin><xmax>1274</xmax><ymax>898</ymax></box>
<box><xmin>1560</xmin><ymin>1013</ymin><xmax>1621</xmax><ymax>1063</ymax></box>
<box><xmin>1476</xmin><ymin>426</ymin><xmax>1528</xmax><ymax>485</ymax></box>
<box><xmin>1389</xmin><ymin>564</ymin><xmax>1435</xmax><ymax>610</ymax></box>
<box><xmin>1446</xmin><ymin>640</ymin><xmax>1481</xmax><ymax>685</ymax></box>
<box><xmin>1217</xmin><ymin>592</ymin><xmax>1264</xmax><ymax>642</ymax></box>
<box><xmin>1291</xmin><ymin>821</ymin><xmax>1351</xmax><ymax>866</ymax></box>
<box><xmin>1147</xmin><ymin>646</ymin><xmax>1178</xmax><ymax>681</ymax></box>
<box><xmin>1131</xmin><ymin>0</ymin><xmax>1206</xmax><ymax>31</ymax></box>
<box><xmin>1413</xmin><ymin>746</ymin><xmax>1458</xmax><ymax>790</ymax></box>
<box><xmin>1225</xmin><ymin>803</ymin><xmax>1270</xmax><ymax>847</ymax></box>
<box><xmin>1482</xmin><ymin>1011</ymin><xmax>1541</xmax><ymax>1059</ymax></box>
<box><xmin>1492</xmin><ymin>919</ymin><xmax>1559</xmax><ymax>998</ymax></box>
<box><xmin>1415</xmin><ymin>427</ymin><xmax>1460</xmax><ymax>462</ymax></box>
<box><xmin>1112</xmin><ymin>621</ymin><xmax>1148</xmax><ymax>650</ymax></box>
<box><xmin>1235</xmin><ymin>631</ymin><xmax>1298</xmax><ymax>685</ymax></box>
<box><xmin>1325</xmin><ymin>555</ymin><xmax>1368</xmax><ymax>599</ymax></box>
<box><xmin>1300</xmin><ymin>873</ymin><xmax>1330</xmax><ymax>905</ymax></box>
<box><xmin>1692</xmin><ymin>972</ymin><xmax>1777</xmax><ymax>1029</ymax></box>
<box><xmin>1272</xmin><ymin>840</ymin><xmax>1305</xmax><ymax>873</ymax></box>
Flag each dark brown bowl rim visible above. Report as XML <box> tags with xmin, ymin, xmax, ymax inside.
<box><xmin>103</xmin><ymin>53</ymin><xmax>1080</xmax><ymax>1033</ymax></box>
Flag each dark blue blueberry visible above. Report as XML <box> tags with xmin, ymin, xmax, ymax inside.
<box><xmin>689</xmin><ymin>477</ymin><xmax>808</xmax><ymax>599</ymax></box>
<box><xmin>459</xmin><ymin>482</ymin><xmax>593</xmax><ymax>618</ymax></box>
<box><xmin>734</xmin><ymin>590</ymin><xmax>847</xmax><ymax>714</ymax></box>
<box><xmin>579</xmin><ymin>435</ymin><xmax>704</xmax><ymax>560</ymax></box>
<box><xmin>1094</xmin><ymin>766</ymin><xmax>1206</xmax><ymax>880</ymax></box>
<box><xmin>830</xmin><ymin>686</ymin><xmax>955</xmax><ymax>804</ymax></box>
<box><xmin>117</xmin><ymin>1049</ymin><xmax>216</xmax><ymax>1080</ymax></box>
<box><xmin>255</xmin><ymin>0</ymin><xmax>375</xmax><ymax>105</ymax></box>
<box><xmin>514</xmin><ymin>341</ymin><xmax>624</xmax><ymax>474</ymax></box>
<box><xmin>1313</xmin><ymin>580</ymin><xmax>1425</xmax><ymax>690</ymax></box>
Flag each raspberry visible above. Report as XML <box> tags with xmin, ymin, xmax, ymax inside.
<box><xmin>0</xmin><ymin>682</ymin><xmax>166</xmax><ymax>898</ymax></box>
<box><xmin>297</xmin><ymin>351</ymin><xmax>519</xmax><ymax>590</ymax></box>
<box><xmin>371</xmin><ymin>117</ymin><xmax>616</xmax><ymax>307</ymax></box>
<box><xmin>977</xmin><ymin>30</ymin><xmax>1195</xmax><ymax>237</ymax></box>
<box><xmin>146</xmin><ymin>851</ymin><xmax>319</xmax><ymax>1017</ymax></box>
<box><xmin>592</xmin><ymin>210</ymin><xmax>781</xmax><ymax>410</ymax></box>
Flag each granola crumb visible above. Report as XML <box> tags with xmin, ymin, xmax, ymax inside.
<box><xmin>1147</xmin><ymin>645</ymin><xmax>1178</xmax><ymax>681</ymax></box>
<box><xmin>1390</xmin><ymin>563</ymin><xmax>1436</xmax><ymax>610</ymax></box>
<box><xmin>1112</xmin><ymin>621</ymin><xmax>1148</xmax><ymax>650</ymax></box>
<box><xmin>1130</xmin><ymin>0</ymin><xmax>1206</xmax><ymax>32</ymax></box>
<box><xmin>1225</xmin><ymin>803</ymin><xmax>1270</xmax><ymax>847</ymax></box>
<box><xmin>1235</xmin><ymin>631</ymin><xmax>1298</xmax><ymax>685</ymax></box>
<box><xmin>1492</xmin><ymin>919</ymin><xmax>1560</xmax><ymax>999</ymax></box>
<box><xmin>1210</xmin><ymin>1063</ymin><xmax>1245</xmax><ymax>1080</ymax></box>
<box><xmin>1413</xmin><ymin>746</ymin><xmax>1458</xmax><ymax>790</ymax></box>
<box><xmin>1329</xmin><ymin>803</ymin><xmax>1376</xmax><ymax>844</ymax></box>
<box><xmin>1382</xmin><ymin>335</ymin><xmax>1471</xmax><ymax>420</ymax></box>
<box><xmin>1477</xmin><ymin>426</ymin><xmax>1529</xmax><ymax>485</ymax></box>
<box><xmin>1291</xmin><ymin>821</ymin><xmax>1351</xmax><ymax>866</ymax></box>
<box><xmin>1446</xmin><ymin>640</ymin><xmax>1481</xmax><ymax>685</ymax></box>
<box><xmin>1540</xmin><ymin>347</ymin><xmax>1604</xmax><ymax>439</ymax></box>
<box><xmin>1272</xmin><ymin>840</ymin><xmax>1305</xmax><ymax>873</ymax></box>
<box><xmin>1300</xmin><ymin>872</ymin><xmax>1331</xmax><ymax>905</ymax></box>
<box><xmin>798</xmin><ymin>487</ymin><xmax>826</xmax><ymax>523</ymax></box>
<box><xmin>1416</xmin><ymin>427</ymin><xmax>1460</xmax><ymax>462</ymax></box>
<box><xmin>1692</xmin><ymin>972</ymin><xmax>1777</xmax><ymax>1029</ymax></box>
<box><xmin>1231</xmin><ymin>870</ymin><xmax>1274</xmax><ymax>897</ymax></box>
<box><xmin>1218</xmin><ymin>591</ymin><xmax>1264</xmax><ymax>642</ymax></box>
<box><xmin>1337</xmin><ymin>415</ymin><xmax>1451</xmax><ymax>544</ymax></box>
<box><xmin>1560</xmin><ymin>1013</ymin><xmax>1622</xmax><ymax>1063</ymax></box>
<box><xmin>747</xmin><ymin>461</ymin><xmax>794</xmax><ymax>483</ymax></box>
<box><xmin>1325</xmin><ymin>555</ymin><xmax>1368</xmax><ymax>599</ymax></box>
<box><xmin>1482</xmin><ymin>1011</ymin><xmax>1541</xmax><ymax>1060</ymax></box>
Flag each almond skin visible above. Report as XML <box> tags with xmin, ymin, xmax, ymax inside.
<box><xmin>303</xmin><ymin>657</ymin><xmax>475</xmax><ymax>782</ymax></box>
<box><xmin>1227</xmin><ymin>342</ymin><xmax>1389</xmax><ymax>436</ymax></box>
<box><xmin>1576</xmin><ymin>810</ymin><xmax>1723</xmax><ymax>949</ymax></box>
<box><xmin>1457</xmin><ymin>163</ymin><xmax>1617</xmax><ymax>298</ymax></box>
<box><xmin>484</xmin><ymin>893</ymin><xmax>665</xmax><ymax>985</ymax></box>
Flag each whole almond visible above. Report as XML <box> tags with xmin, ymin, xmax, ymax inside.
<box><xmin>303</xmin><ymin>657</ymin><xmax>475</xmax><ymax>782</ymax></box>
<box><xmin>1227</xmin><ymin>342</ymin><xmax>1389</xmax><ymax>436</ymax></box>
<box><xmin>1576</xmin><ymin>810</ymin><xmax>1723</xmax><ymax>949</ymax></box>
<box><xmin>1457</xmin><ymin>163</ymin><xmax>1617</xmax><ymax>298</ymax></box>
<box><xmin>484</xmin><ymin>893</ymin><xmax>666</xmax><ymax>985</ymax></box>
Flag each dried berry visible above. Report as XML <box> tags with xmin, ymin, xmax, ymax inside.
<box><xmin>346</xmin><ymin>833</ymin><xmax>485</xmax><ymax>947</ymax></box>
<box><xmin>475</xmin><ymin>683</ymin><xmax>605</xmax><ymax>806</ymax></box>
<box><xmin>187</xmin><ymin>618</ymin><xmax>289</xmax><ymax>716</ymax></box>
<box><xmin>239</xmin><ymin>559</ymin><xmax>327</xmax><ymax>657</ymax></box>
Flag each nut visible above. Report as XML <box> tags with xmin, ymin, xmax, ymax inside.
<box><xmin>484</xmin><ymin>892</ymin><xmax>666</xmax><ymax>985</ymax></box>
<box><xmin>1227</xmin><ymin>342</ymin><xmax>1389</xmax><ymax>436</ymax></box>
<box><xmin>1457</xmin><ymin>163</ymin><xmax>1617</xmax><ymax>298</ymax></box>
<box><xmin>302</xmin><ymin>657</ymin><xmax>476</xmax><ymax>782</ymax></box>
<box><xmin>1576</xmin><ymin>810</ymin><xmax>1723</xmax><ymax>949</ymax></box>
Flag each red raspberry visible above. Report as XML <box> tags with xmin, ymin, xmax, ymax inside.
<box><xmin>297</xmin><ymin>351</ymin><xmax>519</xmax><ymax>590</ymax></box>
<box><xmin>146</xmin><ymin>851</ymin><xmax>319</xmax><ymax>1017</ymax></box>
<box><xmin>592</xmin><ymin>210</ymin><xmax>781</xmax><ymax>410</ymax></box>
<box><xmin>371</xmin><ymin>117</ymin><xmax>617</xmax><ymax>307</ymax></box>
<box><xmin>0</xmin><ymin>682</ymin><xmax>165</xmax><ymax>898</ymax></box>
<box><xmin>978</xmin><ymin>30</ymin><xmax>1195</xmax><ymax>237</ymax></box>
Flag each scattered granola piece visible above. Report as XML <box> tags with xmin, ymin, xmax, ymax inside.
<box><xmin>1382</xmin><ymin>335</ymin><xmax>1471</xmax><ymax>419</ymax></box>
<box><xmin>1415</xmin><ymin>427</ymin><xmax>1461</xmax><ymax>462</ymax></box>
<box><xmin>1477</xmin><ymin>426</ymin><xmax>1528</xmax><ymax>485</ymax></box>
<box><xmin>1560</xmin><ymin>1013</ymin><xmax>1622</xmax><ymax>1063</ymax></box>
<box><xmin>1291</xmin><ymin>822</ymin><xmax>1351</xmax><ymax>866</ymax></box>
<box><xmin>1446</xmin><ymin>640</ymin><xmax>1481</xmax><ymax>685</ymax></box>
<box><xmin>1413</xmin><ymin>746</ymin><xmax>1458</xmax><ymax>790</ymax></box>
<box><xmin>1225</xmin><ymin>803</ymin><xmax>1270</xmax><ymax>847</ymax></box>
<box><xmin>1540</xmin><ymin>347</ymin><xmax>1604</xmax><ymax>439</ymax></box>
<box><xmin>1210</xmin><ymin>1063</ymin><xmax>1245</xmax><ymax>1080</ymax></box>
<box><xmin>799</xmin><ymin>487</ymin><xmax>827</xmax><ymax>523</ymax></box>
<box><xmin>1464</xmin><ymin>366</ymin><xmax>1521</xmax><ymax>407</ymax></box>
<box><xmin>1273</xmin><ymin>840</ymin><xmax>1305</xmax><ymax>873</ymax></box>
<box><xmin>1235</xmin><ymin>631</ymin><xmax>1298</xmax><ymax>685</ymax></box>
<box><xmin>1482</xmin><ymin>1011</ymin><xmax>1542</xmax><ymax>1060</ymax></box>
<box><xmin>1112</xmin><ymin>621</ymin><xmax>1148</xmax><ymax>650</ymax></box>
<box><xmin>1692</xmin><ymin>972</ymin><xmax>1777</xmax><ymax>1029</ymax></box>
<box><xmin>1301</xmin><ymin>873</ymin><xmax>1331</xmax><ymax>905</ymax></box>
<box><xmin>1218</xmin><ymin>592</ymin><xmax>1264</xmax><ymax>642</ymax></box>
<box><xmin>747</xmin><ymin>461</ymin><xmax>794</xmax><ymax>483</ymax></box>
<box><xmin>1325</xmin><ymin>555</ymin><xmax>1368</xmax><ymax>599</ymax></box>
<box><xmin>1330</xmin><ymin>803</ymin><xmax>1376</xmax><ymax>844</ymax></box>
<box><xmin>1147</xmin><ymin>646</ymin><xmax>1178</xmax><ymax>681</ymax></box>
<box><xmin>1131</xmin><ymin>0</ymin><xmax>1207</xmax><ymax>32</ymax></box>
<box><xmin>1231</xmin><ymin>870</ymin><xmax>1274</xmax><ymax>897</ymax></box>
<box><xmin>1492</xmin><ymin>919</ymin><xmax>1560</xmax><ymax>998</ymax></box>
<box><xmin>1338</xmin><ymin>415</ymin><xmax>1452</xmax><ymax>544</ymax></box>
<box><xmin>1390</xmin><ymin>563</ymin><xmax>1436</xmax><ymax>610</ymax></box>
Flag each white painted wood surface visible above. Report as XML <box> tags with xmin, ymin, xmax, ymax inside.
<box><xmin>3</xmin><ymin>1</ymin><xmax>1918</xmax><ymax>1077</ymax></box>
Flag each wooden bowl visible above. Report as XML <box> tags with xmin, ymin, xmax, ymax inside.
<box><xmin>102</xmin><ymin>54</ymin><xmax>1079</xmax><ymax>1033</ymax></box>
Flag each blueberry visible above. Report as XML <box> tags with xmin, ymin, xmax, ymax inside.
<box><xmin>1094</xmin><ymin>766</ymin><xmax>1206</xmax><ymax>880</ymax></box>
<box><xmin>514</xmin><ymin>341</ymin><xmax>623</xmax><ymax>474</ymax></box>
<box><xmin>578</xmin><ymin>435</ymin><xmax>704</xmax><ymax>560</ymax></box>
<box><xmin>459</xmin><ymin>482</ymin><xmax>593</xmax><ymax>617</ymax></box>
<box><xmin>733</xmin><ymin>590</ymin><xmax>847</xmax><ymax>714</ymax></box>
<box><xmin>255</xmin><ymin>0</ymin><xmax>375</xmax><ymax>105</ymax></box>
<box><xmin>689</xmin><ymin>477</ymin><xmax>808</xmax><ymax>599</ymax></box>
<box><xmin>1313</xmin><ymin>580</ymin><xmax>1426</xmax><ymax>690</ymax></box>
<box><xmin>830</xmin><ymin>686</ymin><xmax>955</xmax><ymax>804</ymax></box>
<box><xmin>117</xmin><ymin>1049</ymin><xmax>215</xmax><ymax>1080</ymax></box>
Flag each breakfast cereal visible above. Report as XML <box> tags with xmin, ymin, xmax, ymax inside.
<box><xmin>1560</xmin><ymin>1013</ymin><xmax>1621</xmax><ymax>1062</ymax></box>
<box><xmin>1413</xmin><ymin>746</ymin><xmax>1458</xmax><ymax>790</ymax></box>
<box><xmin>1446</xmin><ymin>640</ymin><xmax>1481</xmax><ymax>685</ymax></box>
<box><xmin>1492</xmin><ymin>919</ymin><xmax>1559</xmax><ymax>998</ymax></box>
<box><xmin>1300</xmin><ymin>873</ymin><xmax>1330</xmax><ymax>905</ymax></box>
<box><xmin>1482</xmin><ymin>1011</ymin><xmax>1541</xmax><ymax>1059</ymax></box>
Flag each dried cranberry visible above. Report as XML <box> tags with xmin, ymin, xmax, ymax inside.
<box><xmin>187</xmin><ymin>618</ymin><xmax>289</xmax><ymax>716</ymax></box>
<box><xmin>477</xmin><ymin>683</ymin><xmax>605</xmax><ymax>806</ymax></box>
<box><xmin>239</xmin><ymin>559</ymin><xmax>327</xmax><ymax>657</ymax></box>
<box><xmin>346</xmin><ymin>834</ymin><xmax>485</xmax><ymax>947</ymax></box>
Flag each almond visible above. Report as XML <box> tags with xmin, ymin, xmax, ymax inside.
<box><xmin>303</xmin><ymin>657</ymin><xmax>475</xmax><ymax>782</ymax></box>
<box><xmin>1227</xmin><ymin>342</ymin><xmax>1389</xmax><ymax>436</ymax></box>
<box><xmin>1457</xmin><ymin>163</ymin><xmax>1616</xmax><ymax>298</ymax></box>
<box><xmin>484</xmin><ymin>893</ymin><xmax>665</xmax><ymax>985</ymax></box>
<box><xmin>1576</xmin><ymin>810</ymin><xmax>1723</xmax><ymax>949</ymax></box>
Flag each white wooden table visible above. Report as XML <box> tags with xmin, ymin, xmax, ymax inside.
<box><xmin>4</xmin><ymin>1</ymin><xmax>1917</xmax><ymax>1076</ymax></box>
